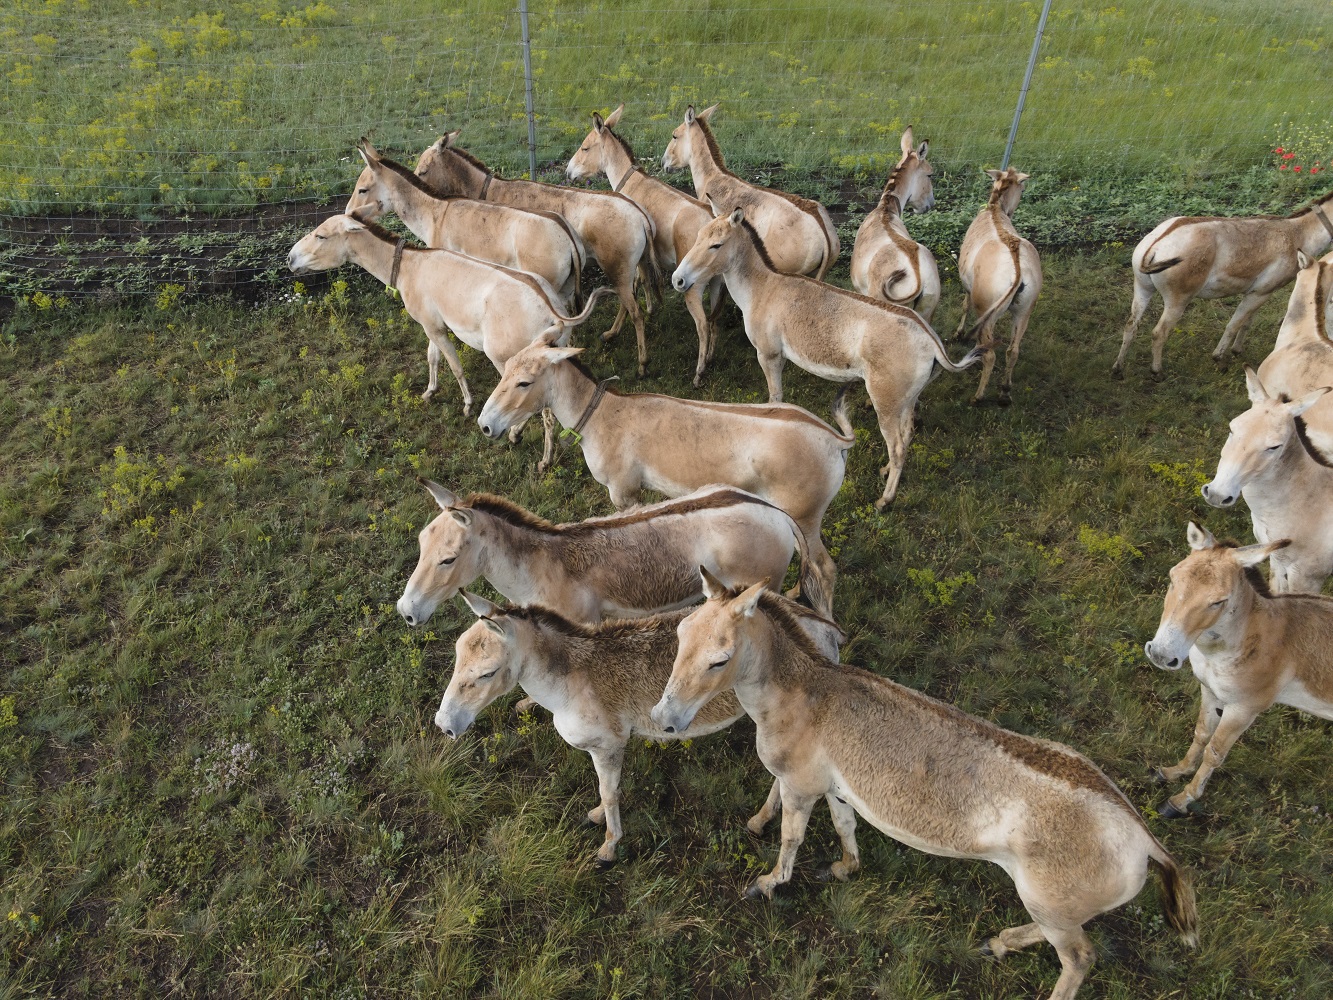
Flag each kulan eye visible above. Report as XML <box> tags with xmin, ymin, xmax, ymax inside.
<box><xmin>708</xmin><ymin>655</ymin><xmax>731</xmax><ymax>670</ymax></box>
<box><xmin>439</xmin><ymin>556</ymin><xmax>456</xmax><ymax>566</ymax></box>
<box><xmin>516</xmin><ymin>380</ymin><xmax>532</xmax><ymax>389</ymax></box>
<box><xmin>1266</xmin><ymin>445</ymin><xmax>1281</xmax><ymax>452</ymax></box>
<box><xmin>1209</xmin><ymin>599</ymin><xmax>1226</xmax><ymax>609</ymax></box>
<box><xmin>479</xmin><ymin>670</ymin><xmax>497</xmax><ymax>680</ymax></box>
<box><xmin>709</xmin><ymin>243</ymin><xmax>723</xmax><ymax>250</ymax></box>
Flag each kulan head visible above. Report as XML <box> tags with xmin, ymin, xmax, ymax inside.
<box><xmin>414</xmin><ymin>131</ymin><xmax>469</xmax><ymax>195</ymax></box>
<box><xmin>673</xmin><ymin>205</ymin><xmax>749</xmax><ymax>293</ymax></box>
<box><xmin>344</xmin><ymin>138</ymin><xmax>394</xmax><ymax>223</ymax></box>
<box><xmin>566</xmin><ymin>104</ymin><xmax>625</xmax><ymax>182</ymax></box>
<box><xmin>1201</xmin><ymin>368</ymin><xmax>1331</xmax><ymax>508</ymax></box>
<box><xmin>396</xmin><ymin>480</ymin><xmax>487</xmax><ymax>627</ymax></box>
<box><xmin>287</xmin><ymin>213</ymin><xmax>367</xmax><ymax>274</ymax></box>
<box><xmin>650</xmin><ymin>569</ymin><xmax>767</xmax><ymax>734</ymax></box>
<box><xmin>476</xmin><ymin>330</ymin><xmax>583</xmax><ymax>440</ymax></box>
<box><xmin>888</xmin><ymin>126</ymin><xmax>935</xmax><ymax>213</ymax></box>
<box><xmin>662</xmin><ymin>103</ymin><xmax>719</xmax><ymax>172</ymax></box>
<box><xmin>1143</xmin><ymin>522</ymin><xmax>1289</xmax><ymax>671</ymax></box>
<box><xmin>983</xmin><ymin>167</ymin><xmax>1029</xmax><ymax>217</ymax></box>
<box><xmin>434</xmin><ymin>592</ymin><xmax>524</xmax><ymax>739</ymax></box>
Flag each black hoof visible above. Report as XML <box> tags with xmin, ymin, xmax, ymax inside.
<box><xmin>814</xmin><ymin>866</ymin><xmax>836</xmax><ymax>883</ymax></box>
<box><xmin>1158</xmin><ymin>799</ymin><xmax>1189</xmax><ymax>820</ymax></box>
<box><xmin>1110</xmin><ymin>367</ymin><xmax>1125</xmax><ymax>381</ymax></box>
<box><xmin>1150</xmin><ymin>766</ymin><xmax>1170</xmax><ymax>785</ymax></box>
<box><xmin>978</xmin><ymin>940</ymin><xmax>996</xmax><ymax>958</ymax></box>
<box><xmin>997</xmin><ymin>393</ymin><xmax>1012</xmax><ymax>408</ymax></box>
<box><xmin>744</xmin><ymin>883</ymin><xmax>767</xmax><ymax>901</ymax></box>
<box><xmin>1149</xmin><ymin>369</ymin><xmax>1166</xmax><ymax>384</ymax></box>
<box><xmin>593</xmin><ymin>856</ymin><xmax>616</xmax><ymax>871</ymax></box>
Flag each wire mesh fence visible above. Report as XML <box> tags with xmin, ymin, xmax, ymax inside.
<box><xmin>1</xmin><ymin>0</ymin><xmax>1328</xmax><ymax>299</ymax></box>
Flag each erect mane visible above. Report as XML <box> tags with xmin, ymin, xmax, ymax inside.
<box><xmin>1294</xmin><ymin>416</ymin><xmax>1333</xmax><ymax>468</ymax></box>
<box><xmin>442</xmin><ymin>143</ymin><xmax>492</xmax><ymax>174</ymax></box>
<box><xmin>459</xmin><ymin>493</ymin><xmax>561</xmax><ymax>534</ymax></box>
<box><xmin>707</xmin><ymin>587</ymin><xmax>834</xmax><ymax>664</ymax></box>
<box><xmin>1289</xmin><ymin>188</ymin><xmax>1333</xmax><ymax>219</ymax></box>
<box><xmin>738</xmin><ymin>218</ymin><xmax>778</xmax><ymax>270</ymax></box>
<box><xmin>352</xmin><ymin>217</ymin><xmax>420</xmax><ymax>249</ymax></box>
<box><xmin>379</xmin><ymin>155</ymin><xmax>459</xmax><ymax>199</ymax></box>
<box><xmin>567</xmin><ymin>356</ymin><xmax>626</xmax><ymax>397</ymax></box>
<box><xmin>880</xmin><ymin>158</ymin><xmax>907</xmax><ymax>206</ymax></box>
<box><xmin>499</xmin><ymin>602</ymin><xmax>682</xmax><ymax>642</ymax></box>
<box><xmin>604</xmin><ymin>124</ymin><xmax>637</xmax><ymax>164</ymax></box>
<box><xmin>693</xmin><ymin>116</ymin><xmax>736</xmax><ymax>177</ymax></box>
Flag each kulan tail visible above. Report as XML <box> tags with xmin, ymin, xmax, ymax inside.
<box><xmin>830</xmin><ymin>383</ymin><xmax>856</xmax><ymax>448</ymax></box>
<box><xmin>965</xmin><ymin>271</ymin><xmax>1023</xmax><ymax>342</ymax></box>
<box><xmin>1140</xmin><ymin>254</ymin><xmax>1182</xmax><ymax>275</ymax></box>
<box><xmin>552</xmin><ymin>286</ymin><xmax>615</xmax><ymax>328</ymax></box>
<box><xmin>641</xmin><ymin>227</ymin><xmax>665</xmax><ymax>308</ymax></box>
<box><xmin>883</xmin><ymin>267</ymin><xmax>922</xmax><ymax>309</ymax></box>
<box><xmin>790</xmin><ymin>520</ymin><xmax>832</xmax><ymax>620</ymax></box>
<box><xmin>571</xmin><ymin>248</ymin><xmax>585</xmax><ymax>312</ymax></box>
<box><xmin>1149</xmin><ymin>852</ymin><xmax>1199</xmax><ymax>949</ymax></box>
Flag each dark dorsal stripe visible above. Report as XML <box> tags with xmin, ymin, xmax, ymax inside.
<box><xmin>738</xmin><ymin>218</ymin><xmax>778</xmax><ymax>270</ymax></box>
<box><xmin>693</xmin><ymin>117</ymin><xmax>735</xmax><ymax>177</ymax></box>
<box><xmin>444</xmin><ymin>144</ymin><xmax>492</xmax><ymax>175</ymax></box>
<box><xmin>605</xmin><ymin>124</ymin><xmax>637</xmax><ymax>164</ymax></box>
<box><xmin>460</xmin><ymin>487</ymin><xmax>779</xmax><ymax>537</ymax></box>
<box><xmin>498</xmin><ymin>602</ymin><xmax>685</xmax><ymax>642</ymax></box>
<box><xmin>355</xmin><ymin>217</ymin><xmax>422</xmax><ymax>252</ymax></box>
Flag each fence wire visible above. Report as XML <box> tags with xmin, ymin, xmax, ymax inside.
<box><xmin>0</xmin><ymin>0</ymin><xmax>1327</xmax><ymax>299</ymax></box>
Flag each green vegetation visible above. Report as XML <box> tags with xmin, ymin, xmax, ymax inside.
<box><xmin>4</xmin><ymin>249</ymin><xmax>1332</xmax><ymax>996</ymax></box>
<box><xmin>1</xmin><ymin>0</ymin><xmax>1329</xmax><ymax>214</ymax></box>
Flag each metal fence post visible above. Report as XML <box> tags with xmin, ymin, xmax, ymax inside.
<box><xmin>519</xmin><ymin>0</ymin><xmax>538</xmax><ymax>179</ymax></box>
<box><xmin>1001</xmin><ymin>0</ymin><xmax>1054</xmax><ymax>170</ymax></box>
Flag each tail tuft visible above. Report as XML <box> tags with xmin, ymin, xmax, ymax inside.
<box><xmin>1150</xmin><ymin>854</ymin><xmax>1199</xmax><ymax>949</ymax></box>
<box><xmin>957</xmin><ymin>345</ymin><xmax>986</xmax><ymax>369</ymax></box>
<box><xmin>830</xmin><ymin>383</ymin><xmax>855</xmax><ymax>441</ymax></box>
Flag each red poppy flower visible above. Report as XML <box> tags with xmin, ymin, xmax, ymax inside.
<box><xmin>1294</xmin><ymin>165</ymin><xmax>1303</xmax><ymax>173</ymax></box>
<box><xmin>1275</xmin><ymin>147</ymin><xmax>1285</xmax><ymax>154</ymax></box>
<box><xmin>1280</xmin><ymin>164</ymin><xmax>1289</xmax><ymax>171</ymax></box>
<box><xmin>1284</xmin><ymin>152</ymin><xmax>1296</xmax><ymax>159</ymax></box>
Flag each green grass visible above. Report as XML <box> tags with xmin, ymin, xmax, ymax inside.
<box><xmin>4</xmin><ymin>246</ymin><xmax>1333</xmax><ymax>997</ymax></box>
<box><xmin>1</xmin><ymin>0</ymin><xmax>1329</xmax><ymax>214</ymax></box>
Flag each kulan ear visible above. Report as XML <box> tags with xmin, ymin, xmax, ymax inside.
<box><xmin>443</xmin><ymin>131</ymin><xmax>461</xmax><ymax>148</ymax></box>
<box><xmin>541</xmin><ymin>346</ymin><xmax>585</xmax><ymax>364</ymax></box>
<box><xmin>704</xmin><ymin>192</ymin><xmax>722</xmax><ymax>218</ymax></box>
<box><xmin>1297</xmin><ymin>250</ymin><xmax>1312</xmax><ymax>270</ymax></box>
<box><xmin>591</xmin><ymin>111</ymin><xmax>605</xmax><ymax>133</ymax></box>
<box><xmin>1186</xmin><ymin>521</ymin><xmax>1216</xmax><ymax>551</ymax></box>
<box><xmin>984</xmin><ymin>168</ymin><xmax>1002</xmax><ymax>181</ymax></box>
<box><xmin>917</xmin><ymin>140</ymin><xmax>929</xmax><ymax>159</ymax></box>
<box><xmin>699</xmin><ymin>565</ymin><xmax>727</xmax><ymax>600</ymax></box>
<box><xmin>449</xmin><ymin>508</ymin><xmax>474</xmax><ymax>527</ymax></box>
<box><xmin>900</xmin><ymin>126</ymin><xmax>915</xmax><ymax>156</ymax></box>
<box><xmin>1233</xmin><ymin>538</ymin><xmax>1291</xmax><ymax>568</ymax></box>
<box><xmin>461</xmin><ymin>591</ymin><xmax>501</xmax><ymax>619</ymax></box>
<box><xmin>604</xmin><ymin>103</ymin><xmax>624</xmax><ymax>129</ymax></box>
<box><xmin>732</xmin><ymin>579</ymin><xmax>769</xmax><ymax>618</ymax></box>
<box><xmin>1015</xmin><ymin>171</ymin><xmax>1031</xmax><ymax>183</ymax></box>
<box><xmin>1243</xmin><ymin>365</ymin><xmax>1269</xmax><ymax>404</ymax></box>
<box><xmin>357</xmin><ymin>137</ymin><xmax>380</xmax><ymax>164</ymax></box>
<box><xmin>728</xmin><ymin>206</ymin><xmax>745</xmax><ymax>227</ymax></box>
<box><xmin>684</xmin><ymin>105</ymin><xmax>696</xmax><ymax>125</ymax></box>
<box><xmin>423</xmin><ymin>479</ymin><xmax>458</xmax><ymax>510</ymax></box>
<box><xmin>697</xmin><ymin>103</ymin><xmax>719</xmax><ymax>123</ymax></box>
<box><xmin>1289</xmin><ymin>385</ymin><xmax>1332</xmax><ymax>417</ymax></box>
<box><xmin>482</xmin><ymin>617</ymin><xmax>505</xmax><ymax>636</ymax></box>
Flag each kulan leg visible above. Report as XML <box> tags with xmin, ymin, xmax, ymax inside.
<box><xmin>746</xmin><ymin>778</ymin><xmax>783</xmax><ymax>835</ymax></box>
<box><xmin>684</xmin><ymin>284</ymin><xmax>711</xmax><ymax>387</ymax></box>
<box><xmin>1156</xmin><ymin>685</ymin><xmax>1222</xmax><ymax>784</ymax></box>
<box><xmin>981</xmin><ymin>920</ymin><xmax>1047</xmax><ymax>959</ymax></box>
<box><xmin>587</xmin><ymin>746</ymin><xmax>626</xmax><ymax>865</ymax></box>
<box><xmin>819</xmin><ymin>794</ymin><xmax>860</xmax><ymax>882</ymax></box>
<box><xmin>1214</xmin><ymin>290</ymin><xmax>1272</xmax><ymax>359</ymax></box>
<box><xmin>705</xmin><ymin>276</ymin><xmax>726</xmax><ymax>358</ymax></box>
<box><xmin>1001</xmin><ymin>305</ymin><xmax>1034</xmax><ymax>402</ymax></box>
<box><xmin>1041</xmin><ymin>924</ymin><xmax>1097</xmax><ymax>1000</ymax></box>
<box><xmin>867</xmin><ymin>385</ymin><xmax>916</xmax><ymax>509</ymax></box>
<box><xmin>971</xmin><ymin>319</ymin><xmax>998</xmax><ymax>404</ymax></box>
<box><xmin>1148</xmin><ymin>293</ymin><xmax>1191</xmax><ymax>375</ymax></box>
<box><xmin>1161</xmin><ymin>703</ymin><xmax>1261</xmax><ymax>817</ymax></box>
<box><xmin>1113</xmin><ymin>270</ymin><xmax>1156</xmax><ymax>373</ymax></box>
<box><xmin>601</xmin><ymin>261</ymin><xmax>649</xmax><ymax>377</ymax></box>
<box><xmin>757</xmin><ymin>350</ymin><xmax>786</xmax><ymax>403</ymax></box>
<box><xmin>422</xmin><ymin>328</ymin><xmax>472</xmax><ymax>415</ymax></box>
<box><xmin>746</xmin><ymin>784</ymin><xmax>818</xmax><ymax>899</ymax></box>
<box><xmin>535</xmin><ymin>408</ymin><xmax>557</xmax><ymax>476</ymax></box>
<box><xmin>951</xmin><ymin>292</ymin><xmax>973</xmax><ymax>342</ymax></box>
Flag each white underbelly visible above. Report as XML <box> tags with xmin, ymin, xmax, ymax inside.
<box><xmin>831</xmin><ymin>773</ymin><xmax>982</xmax><ymax>863</ymax></box>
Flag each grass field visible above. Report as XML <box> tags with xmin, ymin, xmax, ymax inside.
<box><xmin>1</xmin><ymin>0</ymin><xmax>1330</xmax><ymax>214</ymax></box>
<box><xmin>4</xmin><ymin>239</ymin><xmax>1333</xmax><ymax>997</ymax></box>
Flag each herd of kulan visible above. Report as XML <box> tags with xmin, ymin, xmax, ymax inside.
<box><xmin>285</xmin><ymin>103</ymin><xmax>1333</xmax><ymax>999</ymax></box>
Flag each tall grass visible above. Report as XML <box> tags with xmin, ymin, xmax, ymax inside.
<box><xmin>3</xmin><ymin>248</ymin><xmax>1332</xmax><ymax>995</ymax></box>
<box><xmin>0</xmin><ymin>0</ymin><xmax>1328</xmax><ymax>214</ymax></box>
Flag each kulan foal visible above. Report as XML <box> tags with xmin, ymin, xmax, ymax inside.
<box><xmin>436</xmin><ymin>593</ymin><xmax>847</xmax><ymax>865</ymax></box>
<box><xmin>1146</xmin><ymin>523</ymin><xmax>1333</xmax><ymax>817</ymax></box>
<box><xmin>652</xmin><ymin>573</ymin><xmax>1198</xmax><ymax>1000</ymax></box>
